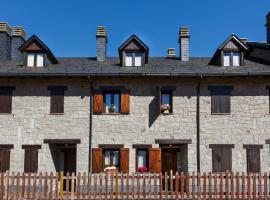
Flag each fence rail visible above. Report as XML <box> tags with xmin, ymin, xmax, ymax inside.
<box><xmin>0</xmin><ymin>171</ymin><xmax>270</xmax><ymax>199</ymax></box>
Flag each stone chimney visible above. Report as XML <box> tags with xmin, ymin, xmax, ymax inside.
<box><xmin>167</xmin><ymin>48</ymin><xmax>176</xmax><ymax>58</ymax></box>
<box><xmin>0</xmin><ymin>22</ymin><xmax>12</xmax><ymax>62</ymax></box>
<box><xmin>96</xmin><ymin>26</ymin><xmax>107</xmax><ymax>62</ymax></box>
<box><xmin>240</xmin><ymin>38</ymin><xmax>248</xmax><ymax>44</ymax></box>
<box><xmin>12</xmin><ymin>26</ymin><xmax>27</xmax><ymax>62</ymax></box>
<box><xmin>178</xmin><ymin>26</ymin><xmax>190</xmax><ymax>61</ymax></box>
<box><xmin>266</xmin><ymin>12</ymin><xmax>270</xmax><ymax>43</ymax></box>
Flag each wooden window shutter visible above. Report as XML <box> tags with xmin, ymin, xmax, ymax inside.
<box><xmin>93</xmin><ymin>91</ymin><xmax>103</xmax><ymax>114</ymax></box>
<box><xmin>120</xmin><ymin>91</ymin><xmax>130</xmax><ymax>114</ymax></box>
<box><xmin>212</xmin><ymin>147</ymin><xmax>232</xmax><ymax>172</ymax></box>
<box><xmin>210</xmin><ymin>87</ymin><xmax>232</xmax><ymax>114</ymax></box>
<box><xmin>92</xmin><ymin>148</ymin><xmax>103</xmax><ymax>172</ymax></box>
<box><xmin>0</xmin><ymin>87</ymin><xmax>14</xmax><ymax>114</ymax></box>
<box><xmin>148</xmin><ymin>148</ymin><xmax>161</xmax><ymax>172</ymax></box>
<box><xmin>0</xmin><ymin>147</ymin><xmax>11</xmax><ymax>172</ymax></box>
<box><xmin>48</xmin><ymin>86</ymin><xmax>66</xmax><ymax>114</ymax></box>
<box><xmin>23</xmin><ymin>145</ymin><xmax>41</xmax><ymax>173</ymax></box>
<box><xmin>246</xmin><ymin>148</ymin><xmax>261</xmax><ymax>173</ymax></box>
<box><xmin>120</xmin><ymin>148</ymin><xmax>129</xmax><ymax>172</ymax></box>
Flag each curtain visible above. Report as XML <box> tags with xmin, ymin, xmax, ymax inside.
<box><xmin>36</xmin><ymin>54</ymin><xmax>44</xmax><ymax>67</ymax></box>
<box><xmin>137</xmin><ymin>150</ymin><xmax>147</xmax><ymax>168</ymax></box>
<box><xmin>27</xmin><ymin>54</ymin><xmax>35</xmax><ymax>67</ymax></box>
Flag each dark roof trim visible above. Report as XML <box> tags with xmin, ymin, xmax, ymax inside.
<box><xmin>98</xmin><ymin>144</ymin><xmax>124</xmax><ymax>149</ymax></box>
<box><xmin>161</xmin><ymin>86</ymin><xmax>176</xmax><ymax>91</ymax></box>
<box><xmin>247</xmin><ymin>42</ymin><xmax>270</xmax><ymax>50</ymax></box>
<box><xmin>19</xmin><ymin>35</ymin><xmax>58</xmax><ymax>64</ymax></box>
<box><xmin>208</xmin><ymin>86</ymin><xmax>233</xmax><ymax>91</ymax></box>
<box><xmin>44</xmin><ymin>139</ymin><xmax>81</xmax><ymax>144</ymax></box>
<box><xmin>0</xmin><ymin>86</ymin><xmax>16</xmax><ymax>91</ymax></box>
<box><xmin>218</xmin><ymin>34</ymin><xmax>249</xmax><ymax>51</ymax></box>
<box><xmin>118</xmin><ymin>34</ymin><xmax>149</xmax><ymax>64</ymax></box>
<box><xmin>48</xmin><ymin>86</ymin><xmax>67</xmax><ymax>91</ymax></box>
<box><xmin>209</xmin><ymin>144</ymin><xmax>235</xmax><ymax>148</ymax></box>
<box><xmin>22</xmin><ymin>145</ymin><xmax>42</xmax><ymax>149</ymax></box>
<box><xmin>132</xmin><ymin>144</ymin><xmax>152</xmax><ymax>149</ymax></box>
<box><xmin>243</xmin><ymin>144</ymin><xmax>263</xmax><ymax>149</ymax></box>
<box><xmin>155</xmin><ymin>139</ymin><xmax>192</xmax><ymax>144</ymax></box>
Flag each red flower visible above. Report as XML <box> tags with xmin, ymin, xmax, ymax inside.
<box><xmin>136</xmin><ymin>166</ymin><xmax>148</xmax><ymax>172</ymax></box>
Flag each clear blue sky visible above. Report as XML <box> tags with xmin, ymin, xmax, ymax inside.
<box><xmin>1</xmin><ymin>0</ymin><xmax>269</xmax><ymax>57</ymax></box>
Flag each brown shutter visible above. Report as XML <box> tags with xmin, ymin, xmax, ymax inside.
<box><xmin>49</xmin><ymin>86</ymin><xmax>66</xmax><ymax>114</ymax></box>
<box><xmin>120</xmin><ymin>91</ymin><xmax>130</xmax><ymax>114</ymax></box>
<box><xmin>92</xmin><ymin>148</ymin><xmax>103</xmax><ymax>172</ymax></box>
<box><xmin>247</xmin><ymin>148</ymin><xmax>261</xmax><ymax>172</ymax></box>
<box><xmin>120</xmin><ymin>148</ymin><xmax>129</xmax><ymax>172</ymax></box>
<box><xmin>211</xmin><ymin>87</ymin><xmax>231</xmax><ymax>114</ymax></box>
<box><xmin>23</xmin><ymin>146</ymin><xmax>40</xmax><ymax>173</ymax></box>
<box><xmin>0</xmin><ymin>89</ymin><xmax>12</xmax><ymax>113</ymax></box>
<box><xmin>149</xmin><ymin>148</ymin><xmax>161</xmax><ymax>172</ymax></box>
<box><xmin>0</xmin><ymin>148</ymin><xmax>11</xmax><ymax>172</ymax></box>
<box><xmin>93</xmin><ymin>92</ymin><xmax>103</xmax><ymax>114</ymax></box>
<box><xmin>212</xmin><ymin>146</ymin><xmax>232</xmax><ymax>172</ymax></box>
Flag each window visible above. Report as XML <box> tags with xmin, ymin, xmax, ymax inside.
<box><xmin>210</xmin><ymin>144</ymin><xmax>234</xmax><ymax>172</ymax></box>
<box><xmin>209</xmin><ymin>86</ymin><xmax>232</xmax><ymax>114</ymax></box>
<box><xmin>27</xmin><ymin>53</ymin><xmax>44</xmax><ymax>67</ymax></box>
<box><xmin>244</xmin><ymin>145</ymin><xmax>262</xmax><ymax>173</ymax></box>
<box><xmin>223</xmin><ymin>51</ymin><xmax>241</xmax><ymax>67</ymax></box>
<box><xmin>125</xmin><ymin>52</ymin><xmax>142</xmax><ymax>67</ymax></box>
<box><xmin>104</xmin><ymin>92</ymin><xmax>120</xmax><ymax>113</ymax></box>
<box><xmin>104</xmin><ymin>149</ymin><xmax>120</xmax><ymax>168</ymax></box>
<box><xmin>136</xmin><ymin>150</ymin><xmax>148</xmax><ymax>170</ymax></box>
<box><xmin>161</xmin><ymin>90</ymin><xmax>173</xmax><ymax>114</ymax></box>
<box><xmin>0</xmin><ymin>145</ymin><xmax>13</xmax><ymax>172</ymax></box>
<box><xmin>22</xmin><ymin>145</ymin><xmax>41</xmax><ymax>173</ymax></box>
<box><xmin>48</xmin><ymin>86</ymin><xmax>67</xmax><ymax>114</ymax></box>
<box><xmin>0</xmin><ymin>87</ymin><xmax>15</xmax><ymax>114</ymax></box>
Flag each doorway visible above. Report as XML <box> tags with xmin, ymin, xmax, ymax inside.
<box><xmin>63</xmin><ymin>148</ymin><xmax>77</xmax><ymax>174</ymax></box>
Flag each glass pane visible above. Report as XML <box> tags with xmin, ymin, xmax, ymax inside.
<box><xmin>223</xmin><ymin>52</ymin><xmax>231</xmax><ymax>67</ymax></box>
<box><xmin>36</xmin><ymin>54</ymin><xmax>44</xmax><ymax>67</ymax></box>
<box><xmin>105</xmin><ymin>94</ymin><xmax>111</xmax><ymax>113</ymax></box>
<box><xmin>135</xmin><ymin>53</ymin><xmax>142</xmax><ymax>66</ymax></box>
<box><xmin>233</xmin><ymin>52</ymin><xmax>240</xmax><ymax>66</ymax></box>
<box><xmin>125</xmin><ymin>53</ymin><xmax>133</xmax><ymax>66</ymax></box>
<box><xmin>104</xmin><ymin>151</ymin><xmax>111</xmax><ymax>166</ymax></box>
<box><xmin>27</xmin><ymin>54</ymin><xmax>35</xmax><ymax>67</ymax></box>
<box><xmin>112</xmin><ymin>151</ymin><xmax>120</xmax><ymax>166</ymax></box>
<box><xmin>137</xmin><ymin>150</ymin><xmax>147</xmax><ymax>168</ymax></box>
<box><xmin>161</xmin><ymin>93</ymin><xmax>170</xmax><ymax>105</ymax></box>
<box><xmin>114</xmin><ymin>94</ymin><xmax>120</xmax><ymax>113</ymax></box>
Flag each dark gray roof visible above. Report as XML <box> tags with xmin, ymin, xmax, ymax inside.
<box><xmin>0</xmin><ymin>57</ymin><xmax>269</xmax><ymax>77</ymax></box>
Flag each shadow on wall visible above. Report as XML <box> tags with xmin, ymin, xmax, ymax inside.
<box><xmin>49</xmin><ymin>144</ymin><xmax>64</xmax><ymax>172</ymax></box>
<box><xmin>149</xmin><ymin>94</ymin><xmax>160</xmax><ymax>128</ymax></box>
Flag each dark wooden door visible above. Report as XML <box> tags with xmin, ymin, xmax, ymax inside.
<box><xmin>162</xmin><ymin>149</ymin><xmax>177</xmax><ymax>173</ymax></box>
<box><xmin>64</xmin><ymin>148</ymin><xmax>76</xmax><ymax>174</ymax></box>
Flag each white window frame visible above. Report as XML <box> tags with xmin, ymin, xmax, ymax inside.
<box><xmin>223</xmin><ymin>51</ymin><xmax>242</xmax><ymax>67</ymax></box>
<box><xmin>125</xmin><ymin>52</ymin><xmax>143</xmax><ymax>67</ymax></box>
<box><xmin>26</xmin><ymin>53</ymin><xmax>44</xmax><ymax>67</ymax></box>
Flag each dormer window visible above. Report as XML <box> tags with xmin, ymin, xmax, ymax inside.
<box><xmin>27</xmin><ymin>53</ymin><xmax>44</xmax><ymax>67</ymax></box>
<box><xmin>118</xmin><ymin>35</ymin><xmax>149</xmax><ymax>67</ymax></box>
<box><xmin>223</xmin><ymin>52</ymin><xmax>241</xmax><ymax>67</ymax></box>
<box><xmin>125</xmin><ymin>52</ymin><xmax>142</xmax><ymax>67</ymax></box>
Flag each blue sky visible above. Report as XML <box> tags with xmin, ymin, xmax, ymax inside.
<box><xmin>1</xmin><ymin>0</ymin><xmax>269</xmax><ymax>57</ymax></box>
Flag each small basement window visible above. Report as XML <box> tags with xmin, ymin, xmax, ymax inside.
<box><xmin>223</xmin><ymin>51</ymin><xmax>241</xmax><ymax>67</ymax></box>
<box><xmin>104</xmin><ymin>92</ymin><xmax>120</xmax><ymax>113</ymax></box>
<box><xmin>27</xmin><ymin>53</ymin><xmax>44</xmax><ymax>67</ymax></box>
<box><xmin>161</xmin><ymin>90</ymin><xmax>173</xmax><ymax>114</ymax></box>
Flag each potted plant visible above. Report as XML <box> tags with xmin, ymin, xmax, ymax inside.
<box><xmin>160</xmin><ymin>104</ymin><xmax>171</xmax><ymax>114</ymax></box>
<box><xmin>109</xmin><ymin>104</ymin><xmax>116</xmax><ymax>113</ymax></box>
<box><xmin>136</xmin><ymin>166</ymin><xmax>148</xmax><ymax>173</ymax></box>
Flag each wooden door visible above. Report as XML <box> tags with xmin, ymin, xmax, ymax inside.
<box><xmin>162</xmin><ymin>149</ymin><xmax>177</xmax><ymax>173</ymax></box>
<box><xmin>149</xmin><ymin>148</ymin><xmax>161</xmax><ymax>172</ymax></box>
<box><xmin>64</xmin><ymin>148</ymin><xmax>77</xmax><ymax>174</ymax></box>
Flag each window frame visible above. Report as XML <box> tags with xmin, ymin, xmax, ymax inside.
<box><xmin>244</xmin><ymin>145</ymin><xmax>262</xmax><ymax>173</ymax></box>
<box><xmin>26</xmin><ymin>52</ymin><xmax>45</xmax><ymax>67</ymax></box>
<box><xmin>22</xmin><ymin>145</ymin><xmax>41</xmax><ymax>173</ymax></box>
<box><xmin>103</xmin><ymin>149</ymin><xmax>121</xmax><ymax>169</ymax></box>
<box><xmin>103</xmin><ymin>90</ymin><xmax>121</xmax><ymax>114</ymax></box>
<box><xmin>48</xmin><ymin>86</ymin><xmax>67</xmax><ymax>114</ymax></box>
<box><xmin>160</xmin><ymin>90</ymin><xmax>173</xmax><ymax>114</ymax></box>
<box><xmin>0</xmin><ymin>145</ymin><xmax>13</xmax><ymax>173</ymax></box>
<box><xmin>0</xmin><ymin>86</ymin><xmax>15</xmax><ymax>114</ymax></box>
<box><xmin>124</xmin><ymin>51</ymin><xmax>143</xmax><ymax>67</ymax></box>
<box><xmin>135</xmin><ymin>149</ymin><xmax>149</xmax><ymax>170</ymax></box>
<box><xmin>222</xmin><ymin>51</ymin><xmax>242</xmax><ymax>67</ymax></box>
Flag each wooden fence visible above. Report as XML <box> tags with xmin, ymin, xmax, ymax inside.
<box><xmin>0</xmin><ymin>171</ymin><xmax>270</xmax><ymax>199</ymax></box>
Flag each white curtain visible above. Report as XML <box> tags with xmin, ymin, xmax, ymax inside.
<box><xmin>233</xmin><ymin>52</ymin><xmax>240</xmax><ymax>66</ymax></box>
<box><xmin>223</xmin><ymin>53</ymin><xmax>230</xmax><ymax>67</ymax></box>
<box><xmin>27</xmin><ymin>54</ymin><xmax>35</xmax><ymax>67</ymax></box>
<box><xmin>36</xmin><ymin>54</ymin><xmax>44</xmax><ymax>67</ymax></box>
<box><xmin>137</xmin><ymin>150</ymin><xmax>147</xmax><ymax>168</ymax></box>
<box><xmin>135</xmin><ymin>53</ymin><xmax>142</xmax><ymax>66</ymax></box>
<box><xmin>104</xmin><ymin>151</ymin><xmax>110</xmax><ymax>165</ymax></box>
<box><xmin>125</xmin><ymin>53</ymin><xmax>132</xmax><ymax>66</ymax></box>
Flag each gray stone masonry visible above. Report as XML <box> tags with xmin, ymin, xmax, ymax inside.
<box><xmin>11</xmin><ymin>36</ymin><xmax>25</xmax><ymax>62</ymax></box>
<box><xmin>0</xmin><ymin>32</ymin><xmax>12</xmax><ymax>62</ymax></box>
<box><xmin>96</xmin><ymin>37</ymin><xmax>107</xmax><ymax>62</ymax></box>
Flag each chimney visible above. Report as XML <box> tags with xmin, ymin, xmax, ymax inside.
<box><xmin>0</xmin><ymin>22</ymin><xmax>12</xmax><ymax>62</ymax></box>
<box><xmin>178</xmin><ymin>26</ymin><xmax>190</xmax><ymax>61</ymax></box>
<box><xmin>240</xmin><ymin>38</ymin><xmax>248</xmax><ymax>44</ymax></box>
<box><xmin>167</xmin><ymin>48</ymin><xmax>176</xmax><ymax>58</ymax></box>
<box><xmin>12</xmin><ymin>26</ymin><xmax>27</xmax><ymax>62</ymax></box>
<box><xmin>96</xmin><ymin>26</ymin><xmax>107</xmax><ymax>62</ymax></box>
<box><xmin>266</xmin><ymin>12</ymin><xmax>270</xmax><ymax>43</ymax></box>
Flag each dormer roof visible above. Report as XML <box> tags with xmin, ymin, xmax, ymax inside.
<box><xmin>19</xmin><ymin>35</ymin><xmax>58</xmax><ymax>64</ymax></box>
<box><xmin>118</xmin><ymin>34</ymin><xmax>149</xmax><ymax>64</ymax></box>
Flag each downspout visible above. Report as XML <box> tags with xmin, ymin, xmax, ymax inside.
<box><xmin>196</xmin><ymin>76</ymin><xmax>202</xmax><ymax>172</ymax></box>
<box><xmin>88</xmin><ymin>78</ymin><xmax>93</xmax><ymax>172</ymax></box>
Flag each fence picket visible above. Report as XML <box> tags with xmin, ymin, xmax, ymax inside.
<box><xmin>131</xmin><ymin>173</ymin><xmax>135</xmax><ymax>200</ymax></box>
<box><xmin>44</xmin><ymin>172</ymin><xmax>48</xmax><ymax>198</ymax></box>
<box><xmin>49</xmin><ymin>172</ymin><xmax>53</xmax><ymax>200</ymax></box>
<box><xmin>154</xmin><ymin>173</ymin><xmax>157</xmax><ymax>199</ymax></box>
<box><xmin>186</xmin><ymin>172</ymin><xmax>190</xmax><ymax>199</ymax></box>
<box><xmin>175</xmin><ymin>172</ymin><xmax>178</xmax><ymax>200</ymax></box>
<box><xmin>0</xmin><ymin>173</ymin><xmax>4</xmax><ymax>200</ymax></box>
<box><xmin>236</xmin><ymin>172</ymin><xmax>239</xmax><ymax>200</ymax></box>
<box><xmin>66</xmin><ymin>172</ymin><xmax>70</xmax><ymax>200</ymax></box>
<box><xmin>99</xmin><ymin>172</ymin><xmax>103</xmax><ymax>199</ymax></box>
<box><xmin>230</xmin><ymin>172</ymin><xmax>234</xmax><ymax>199</ymax></box>
<box><xmin>126</xmin><ymin>172</ymin><xmax>130</xmax><ymax>200</ymax></box>
<box><xmin>192</xmin><ymin>172</ymin><xmax>195</xmax><ymax>199</ymax></box>
<box><xmin>203</xmin><ymin>172</ymin><xmax>206</xmax><ymax>200</ymax></box>
<box><xmin>247</xmin><ymin>173</ymin><xmax>251</xmax><ymax>199</ymax></box>
<box><xmin>83</xmin><ymin>172</ymin><xmax>86</xmax><ymax>199</ymax></box>
<box><xmin>71</xmin><ymin>173</ymin><xmax>75</xmax><ymax>200</ymax></box>
<box><xmin>264</xmin><ymin>172</ymin><xmax>267</xmax><ymax>199</ymax></box>
<box><xmin>159</xmin><ymin>172</ymin><xmax>162</xmax><ymax>200</ymax></box>
<box><xmin>16</xmin><ymin>172</ymin><xmax>20</xmax><ymax>199</ymax></box>
<box><xmin>209</xmin><ymin>172</ymin><xmax>212</xmax><ymax>199</ymax></box>
<box><xmin>253</xmin><ymin>173</ymin><xmax>257</xmax><ymax>199</ymax></box>
<box><xmin>241</xmin><ymin>172</ymin><xmax>245</xmax><ymax>199</ymax></box>
<box><xmin>77</xmin><ymin>172</ymin><xmax>81</xmax><ymax>200</ymax></box>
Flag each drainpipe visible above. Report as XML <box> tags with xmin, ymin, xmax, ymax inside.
<box><xmin>88</xmin><ymin>78</ymin><xmax>94</xmax><ymax>172</ymax></box>
<box><xmin>196</xmin><ymin>76</ymin><xmax>202</xmax><ymax>173</ymax></box>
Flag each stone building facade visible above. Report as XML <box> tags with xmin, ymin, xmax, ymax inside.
<box><xmin>0</xmin><ymin>12</ymin><xmax>270</xmax><ymax>174</ymax></box>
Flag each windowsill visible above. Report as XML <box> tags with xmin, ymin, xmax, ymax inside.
<box><xmin>101</xmin><ymin>113</ymin><xmax>122</xmax><ymax>115</ymax></box>
<box><xmin>211</xmin><ymin>113</ymin><xmax>231</xmax><ymax>115</ymax></box>
<box><xmin>161</xmin><ymin>113</ymin><xmax>173</xmax><ymax>116</ymax></box>
<box><xmin>49</xmin><ymin>113</ymin><xmax>64</xmax><ymax>115</ymax></box>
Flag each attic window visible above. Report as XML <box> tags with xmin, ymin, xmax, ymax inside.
<box><xmin>27</xmin><ymin>53</ymin><xmax>44</xmax><ymax>67</ymax></box>
<box><xmin>223</xmin><ymin>51</ymin><xmax>241</xmax><ymax>67</ymax></box>
<box><xmin>125</xmin><ymin>52</ymin><xmax>142</xmax><ymax>67</ymax></box>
